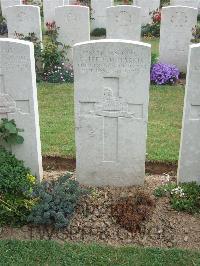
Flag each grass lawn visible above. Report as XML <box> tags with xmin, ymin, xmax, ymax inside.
<box><xmin>38</xmin><ymin>83</ymin><xmax>184</xmax><ymax>163</ymax></box>
<box><xmin>0</xmin><ymin>240</ymin><xmax>199</xmax><ymax>265</ymax></box>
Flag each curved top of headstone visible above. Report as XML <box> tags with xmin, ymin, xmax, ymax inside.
<box><xmin>73</xmin><ymin>39</ymin><xmax>151</xmax><ymax>48</ymax></box>
<box><xmin>0</xmin><ymin>37</ymin><xmax>33</xmax><ymax>47</ymax></box>
<box><xmin>5</xmin><ymin>4</ymin><xmax>40</xmax><ymax>11</ymax></box>
<box><xmin>190</xmin><ymin>43</ymin><xmax>200</xmax><ymax>49</ymax></box>
<box><xmin>56</xmin><ymin>5</ymin><xmax>89</xmax><ymax>10</ymax></box>
<box><xmin>162</xmin><ymin>5</ymin><xmax>198</xmax><ymax>10</ymax></box>
<box><xmin>107</xmin><ymin>5</ymin><xmax>141</xmax><ymax>10</ymax></box>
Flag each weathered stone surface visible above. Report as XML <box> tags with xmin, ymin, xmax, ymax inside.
<box><xmin>73</xmin><ymin>40</ymin><xmax>151</xmax><ymax>186</ymax></box>
<box><xmin>106</xmin><ymin>5</ymin><xmax>141</xmax><ymax>41</ymax></box>
<box><xmin>55</xmin><ymin>5</ymin><xmax>90</xmax><ymax>61</ymax></box>
<box><xmin>5</xmin><ymin>5</ymin><xmax>42</xmax><ymax>42</ymax></box>
<box><xmin>1</xmin><ymin>0</ymin><xmax>22</xmax><ymax>17</ymax></box>
<box><xmin>91</xmin><ymin>0</ymin><xmax>114</xmax><ymax>30</ymax></box>
<box><xmin>43</xmin><ymin>0</ymin><xmax>64</xmax><ymax>28</ymax></box>
<box><xmin>134</xmin><ymin>0</ymin><xmax>160</xmax><ymax>25</ymax></box>
<box><xmin>159</xmin><ymin>6</ymin><xmax>198</xmax><ymax>72</ymax></box>
<box><xmin>178</xmin><ymin>43</ymin><xmax>200</xmax><ymax>184</ymax></box>
<box><xmin>170</xmin><ymin>0</ymin><xmax>199</xmax><ymax>8</ymax></box>
<box><xmin>0</xmin><ymin>38</ymin><xmax>43</xmax><ymax>180</ymax></box>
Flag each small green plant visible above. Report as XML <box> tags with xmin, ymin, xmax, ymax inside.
<box><xmin>160</xmin><ymin>0</ymin><xmax>170</xmax><ymax>7</ymax></box>
<box><xmin>0</xmin><ymin>147</ymin><xmax>36</xmax><ymax>226</ymax></box>
<box><xmin>91</xmin><ymin>28</ymin><xmax>106</xmax><ymax>37</ymax></box>
<box><xmin>151</xmin><ymin>52</ymin><xmax>158</xmax><ymax>66</ymax></box>
<box><xmin>154</xmin><ymin>183</ymin><xmax>176</xmax><ymax>197</ymax></box>
<box><xmin>42</xmin><ymin>40</ymin><xmax>68</xmax><ymax>73</ymax></box>
<box><xmin>28</xmin><ymin>173</ymin><xmax>88</xmax><ymax>229</ymax></box>
<box><xmin>0</xmin><ymin>119</ymin><xmax>24</xmax><ymax>145</ymax></box>
<box><xmin>154</xmin><ymin>182</ymin><xmax>200</xmax><ymax>214</ymax></box>
<box><xmin>191</xmin><ymin>25</ymin><xmax>200</xmax><ymax>43</ymax></box>
<box><xmin>142</xmin><ymin>9</ymin><xmax>161</xmax><ymax>38</ymax></box>
<box><xmin>0</xmin><ymin>14</ymin><xmax>7</xmax><ymax>35</ymax></box>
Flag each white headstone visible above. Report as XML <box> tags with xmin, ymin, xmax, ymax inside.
<box><xmin>0</xmin><ymin>38</ymin><xmax>43</xmax><ymax>180</ymax></box>
<box><xmin>106</xmin><ymin>5</ymin><xmax>141</xmax><ymax>41</ymax></box>
<box><xmin>43</xmin><ymin>0</ymin><xmax>64</xmax><ymax>29</ymax></box>
<box><xmin>159</xmin><ymin>6</ymin><xmax>198</xmax><ymax>72</ymax></box>
<box><xmin>5</xmin><ymin>5</ymin><xmax>42</xmax><ymax>42</ymax></box>
<box><xmin>1</xmin><ymin>0</ymin><xmax>22</xmax><ymax>17</ymax></box>
<box><xmin>74</xmin><ymin>40</ymin><xmax>151</xmax><ymax>187</ymax></box>
<box><xmin>170</xmin><ymin>0</ymin><xmax>199</xmax><ymax>8</ymax></box>
<box><xmin>55</xmin><ymin>5</ymin><xmax>90</xmax><ymax>48</ymax></box>
<box><xmin>178</xmin><ymin>43</ymin><xmax>200</xmax><ymax>184</ymax></box>
<box><xmin>134</xmin><ymin>0</ymin><xmax>160</xmax><ymax>25</ymax></box>
<box><xmin>91</xmin><ymin>0</ymin><xmax>114</xmax><ymax>30</ymax></box>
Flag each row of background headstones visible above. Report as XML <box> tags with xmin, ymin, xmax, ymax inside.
<box><xmin>0</xmin><ymin>37</ymin><xmax>199</xmax><ymax>185</ymax></box>
<box><xmin>1</xmin><ymin>0</ymin><xmax>200</xmax><ymax>27</ymax></box>
<box><xmin>1</xmin><ymin>1</ymin><xmax>199</xmax><ymax>71</ymax></box>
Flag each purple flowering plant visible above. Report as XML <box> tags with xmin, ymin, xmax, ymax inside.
<box><xmin>150</xmin><ymin>63</ymin><xmax>180</xmax><ymax>85</ymax></box>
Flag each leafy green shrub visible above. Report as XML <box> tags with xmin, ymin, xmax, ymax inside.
<box><xmin>0</xmin><ymin>147</ymin><xmax>36</xmax><ymax>226</ymax></box>
<box><xmin>42</xmin><ymin>40</ymin><xmax>68</xmax><ymax>72</ymax></box>
<box><xmin>142</xmin><ymin>9</ymin><xmax>161</xmax><ymax>38</ymax></box>
<box><xmin>0</xmin><ymin>14</ymin><xmax>7</xmax><ymax>35</ymax></box>
<box><xmin>0</xmin><ymin>119</ymin><xmax>24</xmax><ymax>145</ymax></box>
<box><xmin>191</xmin><ymin>25</ymin><xmax>200</xmax><ymax>43</ymax></box>
<box><xmin>0</xmin><ymin>194</ymin><xmax>36</xmax><ymax>226</ymax></box>
<box><xmin>91</xmin><ymin>28</ymin><xmax>106</xmax><ymax>37</ymax></box>
<box><xmin>154</xmin><ymin>182</ymin><xmax>200</xmax><ymax>214</ymax></box>
<box><xmin>0</xmin><ymin>147</ymin><xmax>34</xmax><ymax>196</ymax></box>
<box><xmin>160</xmin><ymin>0</ymin><xmax>170</xmax><ymax>6</ymax></box>
<box><xmin>142</xmin><ymin>23</ymin><xmax>160</xmax><ymax>38</ymax></box>
<box><xmin>43</xmin><ymin>64</ymin><xmax>74</xmax><ymax>83</ymax></box>
<box><xmin>15</xmin><ymin>24</ymin><xmax>70</xmax><ymax>83</ymax></box>
<box><xmin>28</xmin><ymin>173</ymin><xmax>88</xmax><ymax>229</ymax></box>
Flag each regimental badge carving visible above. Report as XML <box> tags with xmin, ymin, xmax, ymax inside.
<box><xmin>94</xmin><ymin>88</ymin><xmax>134</xmax><ymax>118</ymax></box>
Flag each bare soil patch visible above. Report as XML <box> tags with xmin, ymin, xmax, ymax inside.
<box><xmin>0</xmin><ymin>172</ymin><xmax>199</xmax><ymax>250</ymax></box>
<box><xmin>43</xmin><ymin>156</ymin><xmax>177</xmax><ymax>175</ymax></box>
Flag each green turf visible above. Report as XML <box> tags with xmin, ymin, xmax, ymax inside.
<box><xmin>143</xmin><ymin>38</ymin><xmax>160</xmax><ymax>56</ymax></box>
<box><xmin>38</xmin><ymin>82</ymin><xmax>185</xmax><ymax>162</ymax></box>
<box><xmin>0</xmin><ymin>240</ymin><xmax>199</xmax><ymax>266</ymax></box>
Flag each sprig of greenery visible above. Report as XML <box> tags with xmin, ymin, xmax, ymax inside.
<box><xmin>154</xmin><ymin>182</ymin><xmax>200</xmax><ymax>214</ymax></box>
<box><xmin>0</xmin><ymin>118</ymin><xmax>24</xmax><ymax>145</ymax></box>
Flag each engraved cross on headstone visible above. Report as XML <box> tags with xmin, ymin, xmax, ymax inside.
<box><xmin>79</xmin><ymin>77</ymin><xmax>143</xmax><ymax>162</ymax></box>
